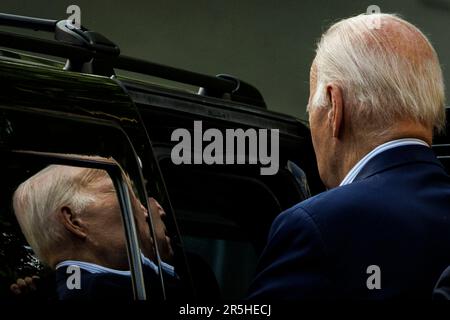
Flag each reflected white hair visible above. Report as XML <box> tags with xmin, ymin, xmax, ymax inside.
<box><xmin>310</xmin><ymin>13</ymin><xmax>446</xmax><ymax>134</ymax></box>
<box><xmin>12</xmin><ymin>165</ymin><xmax>108</xmax><ymax>264</ymax></box>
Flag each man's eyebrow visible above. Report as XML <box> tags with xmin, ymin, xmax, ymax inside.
<box><xmin>100</xmin><ymin>182</ymin><xmax>117</xmax><ymax>193</ymax></box>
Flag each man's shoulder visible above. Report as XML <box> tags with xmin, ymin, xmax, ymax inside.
<box><xmin>278</xmin><ymin>162</ymin><xmax>450</xmax><ymax>239</ymax></box>
<box><xmin>273</xmin><ymin>178</ymin><xmax>394</xmax><ymax>240</ymax></box>
<box><xmin>287</xmin><ymin>181</ymin><xmax>377</xmax><ymax>219</ymax></box>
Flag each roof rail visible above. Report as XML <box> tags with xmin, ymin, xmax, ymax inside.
<box><xmin>0</xmin><ymin>13</ymin><xmax>266</xmax><ymax>108</ymax></box>
<box><xmin>0</xmin><ymin>13</ymin><xmax>56</xmax><ymax>32</ymax></box>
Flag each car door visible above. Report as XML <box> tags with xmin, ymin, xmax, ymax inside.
<box><xmin>0</xmin><ymin>103</ymin><xmax>164</xmax><ymax>300</ymax></box>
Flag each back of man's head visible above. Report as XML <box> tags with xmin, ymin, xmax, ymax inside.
<box><xmin>12</xmin><ymin>165</ymin><xmax>105</xmax><ymax>267</ymax></box>
<box><xmin>310</xmin><ymin>13</ymin><xmax>445</xmax><ymax>138</ymax></box>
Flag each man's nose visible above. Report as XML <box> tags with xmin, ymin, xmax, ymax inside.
<box><xmin>149</xmin><ymin>197</ymin><xmax>166</xmax><ymax>219</ymax></box>
<box><xmin>142</xmin><ymin>204</ymin><xmax>149</xmax><ymax>218</ymax></box>
<box><xmin>137</xmin><ymin>199</ymin><xmax>148</xmax><ymax>217</ymax></box>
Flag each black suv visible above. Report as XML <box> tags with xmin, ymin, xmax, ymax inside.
<box><xmin>0</xmin><ymin>13</ymin><xmax>448</xmax><ymax>301</ymax></box>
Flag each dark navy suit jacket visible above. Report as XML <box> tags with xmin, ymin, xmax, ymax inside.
<box><xmin>56</xmin><ymin>267</ymin><xmax>136</xmax><ymax>300</ymax></box>
<box><xmin>248</xmin><ymin>145</ymin><xmax>450</xmax><ymax>299</ymax></box>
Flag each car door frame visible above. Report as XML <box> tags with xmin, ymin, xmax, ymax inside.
<box><xmin>0</xmin><ymin>105</ymin><xmax>165</xmax><ymax>300</ymax></box>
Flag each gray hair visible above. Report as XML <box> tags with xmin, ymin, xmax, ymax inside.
<box><xmin>12</xmin><ymin>165</ymin><xmax>108</xmax><ymax>264</ymax></box>
<box><xmin>309</xmin><ymin>13</ymin><xmax>446</xmax><ymax>135</ymax></box>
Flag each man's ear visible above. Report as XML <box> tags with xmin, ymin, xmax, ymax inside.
<box><xmin>59</xmin><ymin>206</ymin><xmax>87</xmax><ymax>239</ymax></box>
<box><xmin>327</xmin><ymin>84</ymin><xmax>344</xmax><ymax>139</ymax></box>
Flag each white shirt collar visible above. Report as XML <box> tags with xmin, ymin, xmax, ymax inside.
<box><xmin>339</xmin><ymin>138</ymin><xmax>429</xmax><ymax>186</ymax></box>
<box><xmin>56</xmin><ymin>254</ymin><xmax>175</xmax><ymax>277</ymax></box>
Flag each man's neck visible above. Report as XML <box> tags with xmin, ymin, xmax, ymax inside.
<box><xmin>324</xmin><ymin>121</ymin><xmax>432</xmax><ymax>189</ymax></box>
<box><xmin>335</xmin><ymin>133</ymin><xmax>431</xmax><ymax>188</ymax></box>
<box><xmin>334</xmin><ymin>141</ymin><xmax>373</xmax><ymax>188</ymax></box>
<box><xmin>51</xmin><ymin>250</ymin><xmax>128</xmax><ymax>271</ymax></box>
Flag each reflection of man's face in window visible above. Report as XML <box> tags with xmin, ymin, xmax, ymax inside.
<box><xmin>147</xmin><ymin>198</ymin><xmax>174</xmax><ymax>263</ymax></box>
<box><xmin>77</xmin><ymin>174</ymin><xmax>132</xmax><ymax>270</ymax></box>
<box><xmin>128</xmin><ymin>185</ymin><xmax>174</xmax><ymax>263</ymax></box>
<box><xmin>13</xmin><ymin>165</ymin><xmax>164</xmax><ymax>271</ymax></box>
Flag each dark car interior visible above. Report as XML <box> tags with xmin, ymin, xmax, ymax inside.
<box><xmin>159</xmin><ymin>157</ymin><xmax>309</xmax><ymax>299</ymax></box>
<box><xmin>0</xmin><ymin>160</ymin><xmax>55</xmax><ymax>301</ymax></box>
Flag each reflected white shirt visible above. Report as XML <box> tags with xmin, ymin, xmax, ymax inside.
<box><xmin>56</xmin><ymin>255</ymin><xmax>175</xmax><ymax>277</ymax></box>
<box><xmin>339</xmin><ymin>138</ymin><xmax>429</xmax><ymax>186</ymax></box>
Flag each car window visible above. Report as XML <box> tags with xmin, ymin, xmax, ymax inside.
<box><xmin>0</xmin><ymin>155</ymin><xmax>163</xmax><ymax>301</ymax></box>
<box><xmin>160</xmin><ymin>159</ymin><xmax>286</xmax><ymax>299</ymax></box>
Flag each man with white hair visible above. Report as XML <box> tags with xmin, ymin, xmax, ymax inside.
<box><xmin>12</xmin><ymin>164</ymin><xmax>176</xmax><ymax>299</ymax></box>
<box><xmin>248</xmin><ymin>13</ymin><xmax>450</xmax><ymax>299</ymax></box>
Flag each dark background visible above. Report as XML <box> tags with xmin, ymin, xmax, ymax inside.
<box><xmin>1</xmin><ymin>0</ymin><xmax>448</xmax><ymax>121</ymax></box>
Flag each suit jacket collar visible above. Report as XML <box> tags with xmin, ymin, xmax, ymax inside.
<box><xmin>353</xmin><ymin>144</ymin><xmax>444</xmax><ymax>183</ymax></box>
